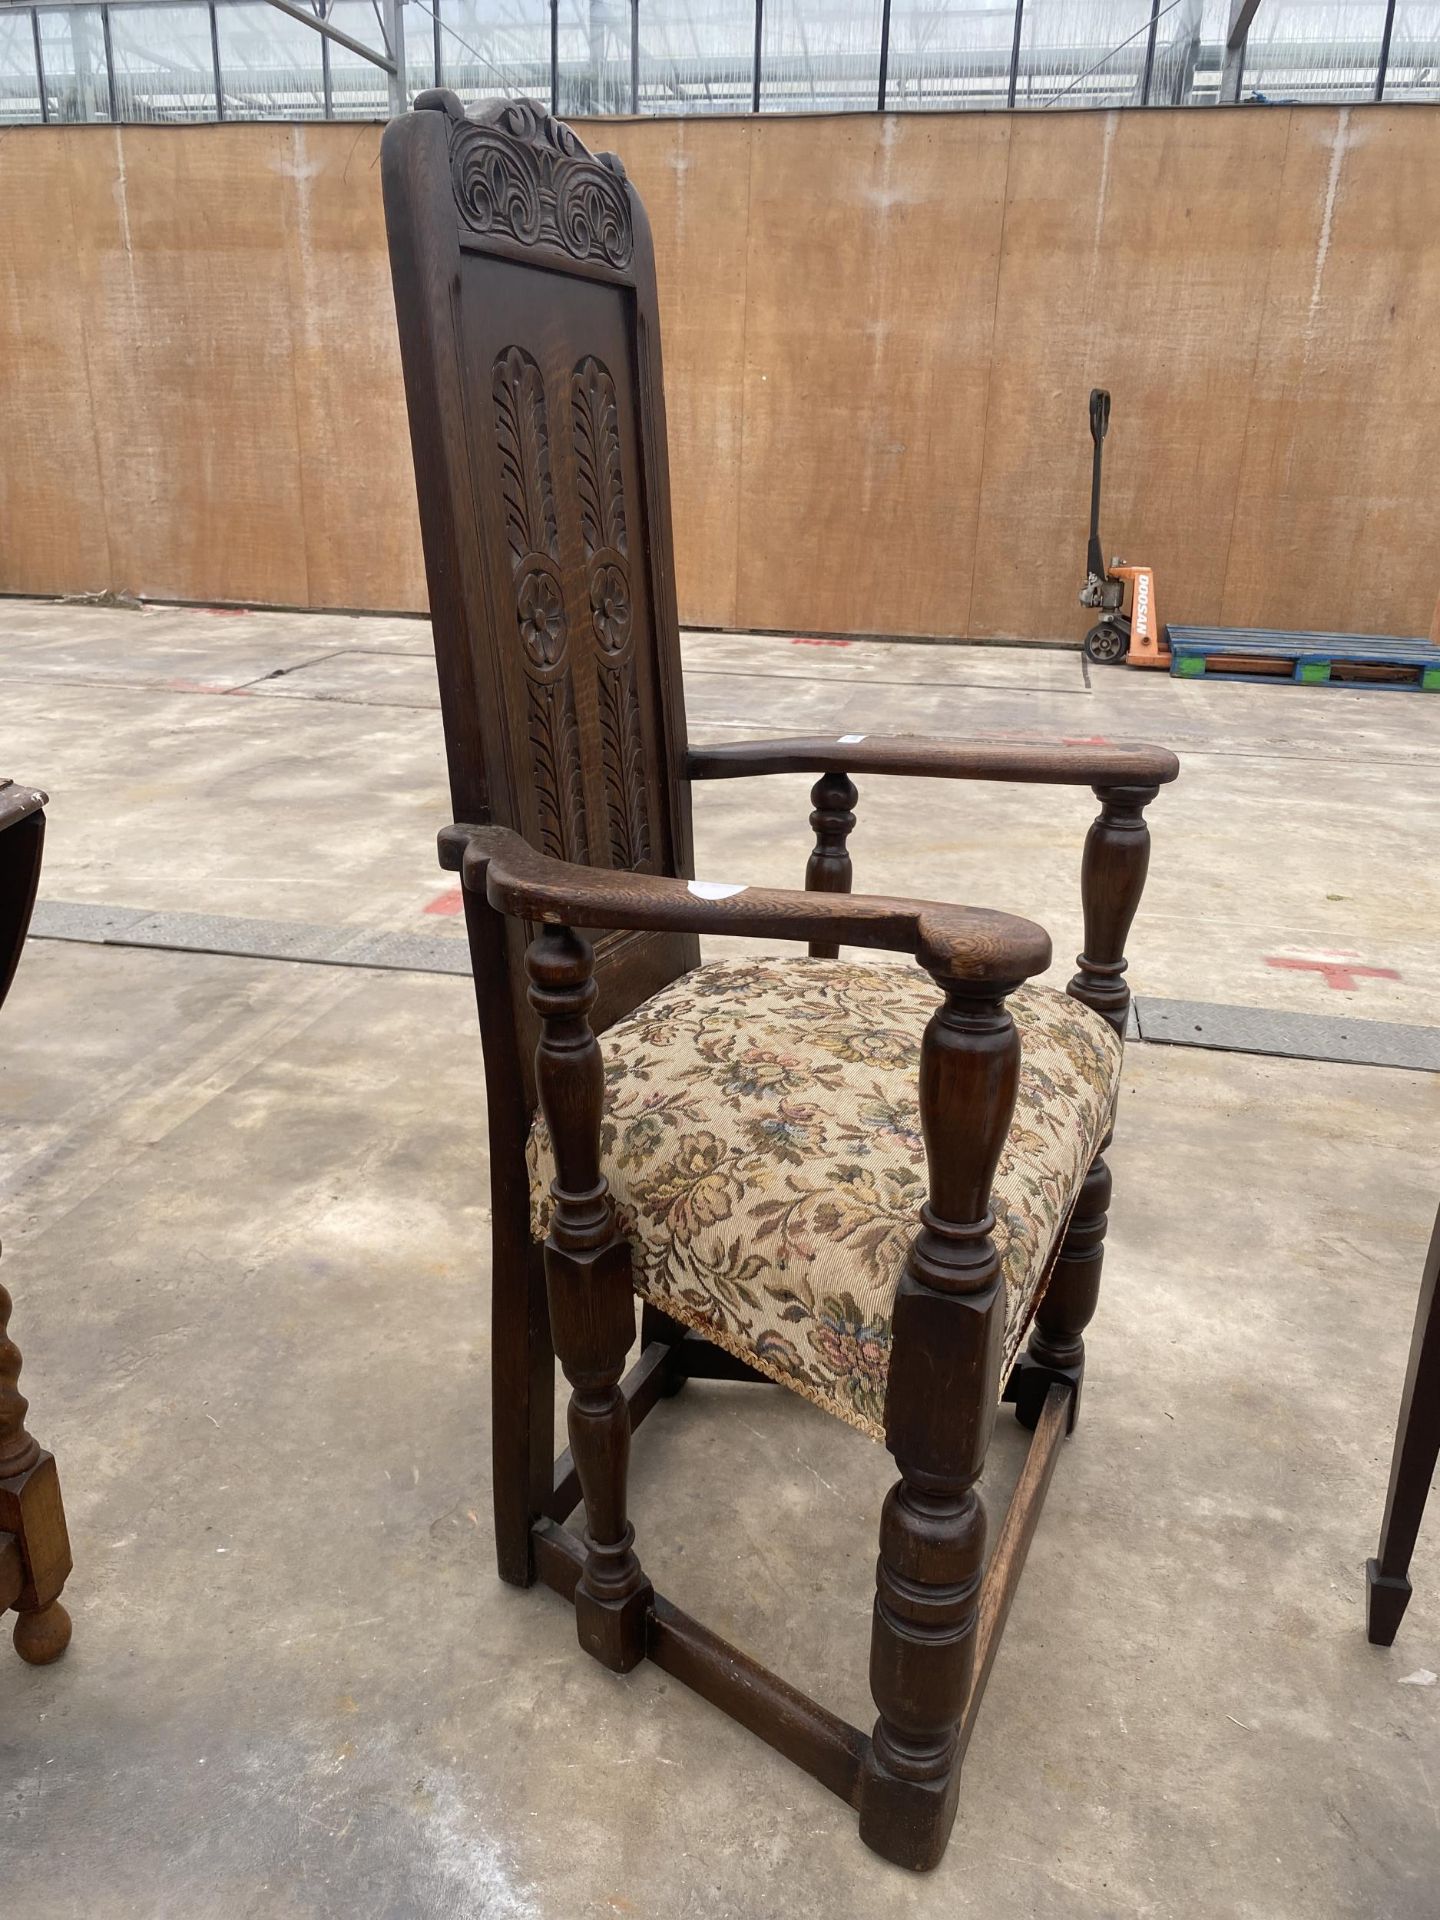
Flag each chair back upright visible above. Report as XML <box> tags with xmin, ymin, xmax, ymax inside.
<box><xmin>383</xmin><ymin>93</ymin><xmax>700</xmax><ymax>1100</ymax></box>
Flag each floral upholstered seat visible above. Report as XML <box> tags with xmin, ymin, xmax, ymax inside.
<box><xmin>528</xmin><ymin>957</ymin><xmax>1121</xmax><ymax>1441</ymax></box>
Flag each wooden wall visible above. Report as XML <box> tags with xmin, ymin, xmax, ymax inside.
<box><xmin>3</xmin><ymin>107</ymin><xmax>1437</xmax><ymax>642</ymax></box>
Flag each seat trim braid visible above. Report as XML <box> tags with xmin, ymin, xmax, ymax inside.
<box><xmin>625</xmin><ymin>1177</ymin><xmax>1085</xmax><ymax>1443</ymax></box>
<box><xmin>632</xmin><ymin>1278</ymin><xmax>891</xmax><ymax>1437</ymax></box>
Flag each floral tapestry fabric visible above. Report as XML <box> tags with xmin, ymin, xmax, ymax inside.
<box><xmin>528</xmin><ymin>958</ymin><xmax>1122</xmax><ymax>1442</ymax></box>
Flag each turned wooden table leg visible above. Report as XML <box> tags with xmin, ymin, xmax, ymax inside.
<box><xmin>1066</xmin><ymin>782</ymin><xmax>1158</xmax><ymax>1044</ymax></box>
<box><xmin>858</xmin><ymin>973</ymin><xmax>1021</xmax><ymax>1872</ymax></box>
<box><xmin>0</xmin><ymin>1261</ymin><xmax>72</xmax><ymax>1666</ymax></box>
<box><xmin>528</xmin><ymin>927</ymin><xmax>651</xmax><ymax>1673</ymax></box>
<box><xmin>805</xmin><ymin>771</ymin><xmax>857</xmax><ymax>959</ymax></box>
<box><xmin>1367</xmin><ymin>1200</ymin><xmax>1440</xmax><ymax>1645</ymax></box>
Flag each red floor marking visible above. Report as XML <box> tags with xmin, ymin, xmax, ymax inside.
<box><xmin>1266</xmin><ymin>954</ymin><xmax>1401</xmax><ymax>992</ymax></box>
<box><xmin>789</xmin><ymin>635</ymin><xmax>853</xmax><ymax>648</ymax></box>
<box><xmin>424</xmin><ymin>888</ymin><xmax>464</xmax><ymax>916</ymax></box>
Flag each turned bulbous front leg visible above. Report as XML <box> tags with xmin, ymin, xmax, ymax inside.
<box><xmin>527</xmin><ymin>928</ymin><xmax>651</xmax><ymax>1673</ymax></box>
<box><xmin>805</xmin><ymin>771</ymin><xmax>857</xmax><ymax>959</ymax></box>
<box><xmin>0</xmin><ymin>1266</ymin><xmax>73</xmax><ymax>1665</ymax></box>
<box><xmin>858</xmin><ymin>975</ymin><xmax>1021</xmax><ymax>1871</ymax></box>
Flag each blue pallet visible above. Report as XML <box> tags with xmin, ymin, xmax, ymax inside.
<box><xmin>1168</xmin><ymin>626</ymin><xmax>1440</xmax><ymax>691</ymax></box>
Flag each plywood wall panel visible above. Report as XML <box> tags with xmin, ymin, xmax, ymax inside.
<box><xmin>1221</xmin><ymin>107</ymin><xmax>1440</xmax><ymax>639</ymax></box>
<box><xmin>3</xmin><ymin>110</ymin><xmax>1438</xmax><ymax>642</ymax></box>
<box><xmin>0</xmin><ymin>129</ymin><xmax>109</xmax><ymax>596</ymax></box>
<box><xmin>63</xmin><ymin>124</ymin><xmax>311</xmax><ymax>607</ymax></box>
<box><xmin>734</xmin><ymin>113</ymin><xmax>1011</xmax><ymax>638</ymax></box>
<box><xmin>581</xmin><ymin>118</ymin><xmax>753</xmax><ymax>632</ymax></box>
<box><xmin>280</xmin><ymin>124</ymin><xmax>428</xmax><ymax>614</ymax></box>
<box><xmin>968</xmin><ymin>107</ymin><xmax>1292</xmax><ymax>641</ymax></box>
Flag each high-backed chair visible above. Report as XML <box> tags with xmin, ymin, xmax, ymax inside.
<box><xmin>382</xmin><ymin>95</ymin><xmax>1177</xmax><ymax>1871</ymax></box>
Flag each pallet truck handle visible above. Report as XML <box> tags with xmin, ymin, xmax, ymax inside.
<box><xmin>1087</xmin><ymin>389</ymin><xmax>1111</xmax><ymax>581</ymax></box>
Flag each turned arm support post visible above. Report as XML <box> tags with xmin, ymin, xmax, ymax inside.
<box><xmin>527</xmin><ymin>924</ymin><xmax>652</xmax><ymax>1673</ymax></box>
<box><xmin>804</xmin><ymin>770</ymin><xmax>858</xmax><ymax>959</ymax></box>
<box><xmin>1004</xmin><ymin>783</ymin><xmax>1158</xmax><ymax>1441</ymax></box>
<box><xmin>709</xmin><ymin>754</ymin><xmax>1174</xmax><ymax>976</ymax></box>
<box><xmin>1067</xmin><ymin>782</ymin><xmax>1160</xmax><ymax>1039</ymax></box>
<box><xmin>859</xmin><ymin>950</ymin><xmax>1031</xmax><ymax>1869</ymax></box>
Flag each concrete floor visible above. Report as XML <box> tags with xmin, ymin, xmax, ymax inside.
<box><xmin>2</xmin><ymin>598</ymin><xmax>1438</xmax><ymax>1918</ymax></box>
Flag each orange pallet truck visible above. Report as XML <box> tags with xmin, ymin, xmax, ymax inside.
<box><xmin>1078</xmin><ymin>389</ymin><xmax>1168</xmax><ymax>669</ymax></box>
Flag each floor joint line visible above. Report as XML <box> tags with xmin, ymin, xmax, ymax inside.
<box><xmin>25</xmin><ymin>901</ymin><xmax>1440</xmax><ymax>1070</ymax></box>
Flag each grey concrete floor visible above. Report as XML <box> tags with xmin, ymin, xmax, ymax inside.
<box><xmin>2</xmin><ymin>598</ymin><xmax>1438</xmax><ymax>1918</ymax></box>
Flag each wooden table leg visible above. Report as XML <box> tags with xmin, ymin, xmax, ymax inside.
<box><xmin>0</xmin><ymin>790</ymin><xmax>73</xmax><ymax>1664</ymax></box>
<box><xmin>0</xmin><ymin>1273</ymin><xmax>73</xmax><ymax>1664</ymax></box>
<box><xmin>1367</xmin><ymin>1201</ymin><xmax>1440</xmax><ymax>1647</ymax></box>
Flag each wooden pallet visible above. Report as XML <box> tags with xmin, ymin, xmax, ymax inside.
<box><xmin>1168</xmin><ymin>626</ymin><xmax>1440</xmax><ymax>691</ymax></box>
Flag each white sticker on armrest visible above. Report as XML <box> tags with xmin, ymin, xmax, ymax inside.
<box><xmin>837</xmin><ymin>733</ymin><xmax>866</xmax><ymax>744</ymax></box>
<box><xmin>688</xmin><ymin>880</ymin><xmax>747</xmax><ymax>900</ymax></box>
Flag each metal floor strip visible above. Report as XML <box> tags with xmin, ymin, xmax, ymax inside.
<box><xmin>28</xmin><ymin>899</ymin><xmax>473</xmax><ymax>978</ymax></box>
<box><xmin>24</xmin><ymin>900</ymin><xmax>1440</xmax><ymax>1072</ymax></box>
<box><xmin>1134</xmin><ymin>997</ymin><xmax>1440</xmax><ymax>1074</ymax></box>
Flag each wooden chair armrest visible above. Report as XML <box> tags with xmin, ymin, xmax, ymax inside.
<box><xmin>686</xmin><ymin>734</ymin><xmax>1179</xmax><ymax>789</ymax></box>
<box><xmin>452</xmin><ymin>825</ymin><xmax>1051</xmax><ymax>986</ymax></box>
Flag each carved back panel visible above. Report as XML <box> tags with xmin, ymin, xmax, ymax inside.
<box><xmin>383</xmin><ymin>94</ymin><xmax>698</xmax><ymax>1107</ymax></box>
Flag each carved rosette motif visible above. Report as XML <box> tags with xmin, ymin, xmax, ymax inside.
<box><xmin>572</xmin><ymin>355</ymin><xmax>650</xmax><ymax>872</ymax></box>
<box><xmin>449</xmin><ymin>101</ymin><xmax>633</xmax><ymax>271</ymax></box>
<box><xmin>493</xmin><ymin>346</ymin><xmax>588</xmax><ymax>865</ymax></box>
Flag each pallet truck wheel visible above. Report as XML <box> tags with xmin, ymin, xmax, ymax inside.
<box><xmin>1083</xmin><ymin>622</ymin><xmax>1129</xmax><ymax>665</ymax></box>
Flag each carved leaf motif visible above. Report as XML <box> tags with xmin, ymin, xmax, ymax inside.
<box><xmin>554</xmin><ymin>169</ymin><xmax>632</xmax><ymax>270</ymax></box>
<box><xmin>571</xmin><ymin>358</ymin><xmax>628</xmax><ymax>559</ymax></box>
<box><xmin>528</xmin><ymin>677</ymin><xmax>590</xmax><ymax>865</ymax></box>
<box><xmin>493</xmin><ymin>347</ymin><xmax>559</xmax><ymax>566</ymax></box>
<box><xmin>569</xmin><ymin>352</ymin><xmax>648</xmax><ymax>871</ymax></box>
<box><xmin>598</xmin><ymin>658</ymin><xmax>651</xmax><ymax>871</ymax></box>
<box><xmin>452</xmin><ymin>134</ymin><xmax>542</xmax><ymax>244</ymax></box>
<box><xmin>493</xmin><ymin>344</ymin><xmax>587</xmax><ymax>865</ymax></box>
<box><xmin>447</xmin><ymin>103</ymin><xmax>633</xmax><ymax>270</ymax></box>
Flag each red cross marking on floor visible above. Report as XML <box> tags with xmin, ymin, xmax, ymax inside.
<box><xmin>423</xmin><ymin>888</ymin><xmax>464</xmax><ymax>916</ymax></box>
<box><xmin>1265</xmin><ymin>955</ymin><xmax>1401</xmax><ymax>992</ymax></box>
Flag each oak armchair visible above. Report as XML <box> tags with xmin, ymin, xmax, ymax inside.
<box><xmin>384</xmin><ymin>94</ymin><xmax>1178</xmax><ymax>1872</ymax></box>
